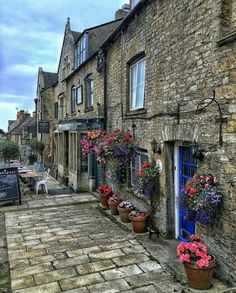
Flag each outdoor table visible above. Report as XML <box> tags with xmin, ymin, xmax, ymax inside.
<box><xmin>18</xmin><ymin>168</ymin><xmax>33</xmax><ymax>173</ymax></box>
<box><xmin>20</xmin><ymin>172</ymin><xmax>44</xmax><ymax>192</ymax></box>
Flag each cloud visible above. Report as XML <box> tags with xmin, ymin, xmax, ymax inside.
<box><xmin>0</xmin><ymin>93</ymin><xmax>33</xmax><ymax>101</ymax></box>
<box><xmin>6</xmin><ymin>64</ymin><xmax>38</xmax><ymax>75</ymax></box>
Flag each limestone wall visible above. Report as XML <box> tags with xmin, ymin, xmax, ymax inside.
<box><xmin>105</xmin><ymin>0</ymin><xmax>236</xmax><ymax>283</ymax></box>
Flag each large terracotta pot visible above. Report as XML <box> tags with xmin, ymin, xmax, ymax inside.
<box><xmin>117</xmin><ymin>206</ymin><xmax>134</xmax><ymax>223</ymax></box>
<box><xmin>99</xmin><ymin>193</ymin><xmax>109</xmax><ymax>209</ymax></box>
<box><xmin>108</xmin><ymin>202</ymin><xmax>119</xmax><ymax>215</ymax></box>
<box><xmin>184</xmin><ymin>256</ymin><xmax>215</xmax><ymax>290</ymax></box>
<box><xmin>129</xmin><ymin>213</ymin><xmax>149</xmax><ymax>233</ymax></box>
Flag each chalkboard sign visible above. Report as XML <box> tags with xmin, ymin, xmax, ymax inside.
<box><xmin>0</xmin><ymin>167</ymin><xmax>21</xmax><ymax>205</ymax></box>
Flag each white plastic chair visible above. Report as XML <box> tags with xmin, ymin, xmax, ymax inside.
<box><xmin>35</xmin><ymin>169</ymin><xmax>50</xmax><ymax>194</ymax></box>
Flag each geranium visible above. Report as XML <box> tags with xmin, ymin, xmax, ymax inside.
<box><xmin>98</xmin><ymin>184</ymin><xmax>113</xmax><ymax>197</ymax></box>
<box><xmin>179</xmin><ymin>174</ymin><xmax>222</xmax><ymax>225</ymax></box>
<box><xmin>177</xmin><ymin>234</ymin><xmax>212</xmax><ymax>268</ymax></box>
<box><xmin>108</xmin><ymin>194</ymin><xmax>121</xmax><ymax>205</ymax></box>
<box><xmin>97</xmin><ymin>129</ymin><xmax>138</xmax><ymax>164</ymax></box>
<box><xmin>81</xmin><ymin>130</ymin><xmax>106</xmax><ymax>155</ymax></box>
<box><xmin>118</xmin><ymin>200</ymin><xmax>135</xmax><ymax>209</ymax></box>
<box><xmin>129</xmin><ymin>211</ymin><xmax>148</xmax><ymax>218</ymax></box>
<box><xmin>136</xmin><ymin>161</ymin><xmax>160</xmax><ymax>196</ymax></box>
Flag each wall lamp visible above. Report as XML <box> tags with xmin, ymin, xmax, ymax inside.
<box><xmin>150</xmin><ymin>138</ymin><xmax>161</xmax><ymax>154</ymax></box>
<box><xmin>192</xmin><ymin>139</ymin><xmax>204</xmax><ymax>162</ymax></box>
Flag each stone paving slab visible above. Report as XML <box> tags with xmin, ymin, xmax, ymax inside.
<box><xmin>3</xmin><ymin>201</ymin><xmax>233</xmax><ymax>293</ymax></box>
<box><xmin>4</xmin><ymin>204</ymin><xmax>175</xmax><ymax>292</ymax></box>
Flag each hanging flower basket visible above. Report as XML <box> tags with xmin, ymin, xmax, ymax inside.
<box><xmin>179</xmin><ymin>174</ymin><xmax>222</xmax><ymax>225</ymax></box>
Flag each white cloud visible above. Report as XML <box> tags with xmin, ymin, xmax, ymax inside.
<box><xmin>0</xmin><ymin>93</ymin><xmax>32</xmax><ymax>101</ymax></box>
<box><xmin>6</xmin><ymin>64</ymin><xmax>38</xmax><ymax>75</ymax></box>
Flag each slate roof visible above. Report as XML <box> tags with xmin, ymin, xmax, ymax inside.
<box><xmin>43</xmin><ymin>72</ymin><xmax>58</xmax><ymax>90</ymax></box>
<box><xmin>8</xmin><ymin>120</ymin><xmax>21</xmax><ymax>133</ymax></box>
<box><xmin>85</xmin><ymin>19</ymin><xmax>122</xmax><ymax>56</ymax></box>
<box><xmin>10</xmin><ymin>117</ymin><xmax>36</xmax><ymax>135</ymax></box>
<box><xmin>71</xmin><ymin>30</ymin><xmax>81</xmax><ymax>43</ymax></box>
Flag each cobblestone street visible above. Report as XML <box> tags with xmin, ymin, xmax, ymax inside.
<box><xmin>0</xmin><ymin>177</ymin><xmax>233</xmax><ymax>292</ymax></box>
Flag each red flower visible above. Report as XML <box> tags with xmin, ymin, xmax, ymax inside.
<box><xmin>137</xmin><ymin>171</ymin><xmax>143</xmax><ymax>177</ymax></box>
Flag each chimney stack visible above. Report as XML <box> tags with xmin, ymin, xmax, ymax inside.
<box><xmin>115</xmin><ymin>4</ymin><xmax>130</xmax><ymax>20</ymax></box>
<box><xmin>17</xmin><ymin>110</ymin><xmax>25</xmax><ymax>123</ymax></box>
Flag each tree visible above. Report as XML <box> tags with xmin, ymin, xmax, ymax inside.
<box><xmin>29</xmin><ymin>139</ymin><xmax>45</xmax><ymax>162</ymax></box>
<box><xmin>0</xmin><ymin>140</ymin><xmax>20</xmax><ymax>166</ymax></box>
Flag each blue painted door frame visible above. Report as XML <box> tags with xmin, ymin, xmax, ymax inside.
<box><xmin>178</xmin><ymin>146</ymin><xmax>197</xmax><ymax>242</ymax></box>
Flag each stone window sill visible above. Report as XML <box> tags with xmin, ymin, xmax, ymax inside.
<box><xmin>125</xmin><ymin>108</ymin><xmax>147</xmax><ymax>117</ymax></box>
<box><xmin>85</xmin><ymin>106</ymin><xmax>94</xmax><ymax>113</ymax></box>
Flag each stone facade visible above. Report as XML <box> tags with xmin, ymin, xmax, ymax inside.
<box><xmin>35</xmin><ymin>67</ymin><xmax>57</xmax><ymax>168</ymax></box>
<box><xmin>102</xmin><ymin>0</ymin><xmax>236</xmax><ymax>284</ymax></box>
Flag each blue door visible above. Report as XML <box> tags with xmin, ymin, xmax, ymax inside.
<box><xmin>178</xmin><ymin>146</ymin><xmax>197</xmax><ymax>242</ymax></box>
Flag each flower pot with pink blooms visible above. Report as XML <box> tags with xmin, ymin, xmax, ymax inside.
<box><xmin>118</xmin><ymin>201</ymin><xmax>135</xmax><ymax>223</ymax></box>
<box><xmin>129</xmin><ymin>211</ymin><xmax>149</xmax><ymax>233</ymax></box>
<box><xmin>98</xmin><ymin>184</ymin><xmax>113</xmax><ymax>209</ymax></box>
<box><xmin>108</xmin><ymin>194</ymin><xmax>122</xmax><ymax>215</ymax></box>
<box><xmin>177</xmin><ymin>234</ymin><xmax>215</xmax><ymax>290</ymax></box>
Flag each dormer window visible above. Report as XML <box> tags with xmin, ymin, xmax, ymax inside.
<box><xmin>130</xmin><ymin>0</ymin><xmax>140</xmax><ymax>9</ymax></box>
<box><xmin>75</xmin><ymin>33</ymin><xmax>88</xmax><ymax>67</ymax></box>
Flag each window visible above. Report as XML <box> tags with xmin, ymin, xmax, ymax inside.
<box><xmin>85</xmin><ymin>74</ymin><xmax>94</xmax><ymax>109</ymax></box>
<box><xmin>130</xmin><ymin>57</ymin><xmax>145</xmax><ymax>110</ymax></box>
<box><xmin>131</xmin><ymin>149</ymin><xmax>148</xmax><ymax>189</ymax></box>
<box><xmin>69</xmin><ymin>132</ymin><xmax>77</xmax><ymax>171</ymax></box>
<box><xmin>55</xmin><ymin>102</ymin><xmax>58</xmax><ymax>119</ymax></box>
<box><xmin>76</xmin><ymin>85</ymin><xmax>83</xmax><ymax>104</ymax></box>
<box><xmin>75</xmin><ymin>34</ymin><xmax>88</xmax><ymax>67</ymax></box>
<box><xmin>71</xmin><ymin>87</ymin><xmax>76</xmax><ymax>113</ymax></box>
<box><xmin>130</xmin><ymin>0</ymin><xmax>140</xmax><ymax>9</ymax></box>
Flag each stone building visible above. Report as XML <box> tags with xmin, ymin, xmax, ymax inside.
<box><xmin>8</xmin><ymin>110</ymin><xmax>36</xmax><ymax>161</ymax></box>
<box><xmin>97</xmin><ymin>0</ymin><xmax>236</xmax><ymax>284</ymax></box>
<box><xmin>54</xmin><ymin>12</ymin><xmax>128</xmax><ymax>191</ymax></box>
<box><xmin>35</xmin><ymin>67</ymin><xmax>58</xmax><ymax>167</ymax></box>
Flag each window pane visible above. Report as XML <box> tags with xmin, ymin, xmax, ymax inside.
<box><xmin>136</xmin><ymin>84</ymin><xmax>144</xmax><ymax>108</ymax></box>
<box><xmin>183</xmin><ymin>150</ymin><xmax>189</xmax><ymax>162</ymax></box>
<box><xmin>137</xmin><ymin>60</ymin><xmax>145</xmax><ymax>86</ymax></box>
<box><xmin>130</xmin><ymin>65</ymin><xmax>137</xmax><ymax>90</ymax></box>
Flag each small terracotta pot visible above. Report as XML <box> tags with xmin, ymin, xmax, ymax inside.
<box><xmin>99</xmin><ymin>193</ymin><xmax>109</xmax><ymax>209</ymax></box>
<box><xmin>108</xmin><ymin>202</ymin><xmax>119</xmax><ymax>215</ymax></box>
<box><xmin>129</xmin><ymin>213</ymin><xmax>149</xmax><ymax>233</ymax></box>
<box><xmin>117</xmin><ymin>206</ymin><xmax>134</xmax><ymax>223</ymax></box>
<box><xmin>184</xmin><ymin>256</ymin><xmax>215</xmax><ymax>290</ymax></box>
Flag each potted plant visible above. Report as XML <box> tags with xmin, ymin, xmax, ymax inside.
<box><xmin>129</xmin><ymin>211</ymin><xmax>149</xmax><ymax>233</ymax></box>
<box><xmin>118</xmin><ymin>200</ymin><xmax>135</xmax><ymax>223</ymax></box>
<box><xmin>179</xmin><ymin>174</ymin><xmax>222</xmax><ymax>225</ymax></box>
<box><xmin>98</xmin><ymin>184</ymin><xmax>113</xmax><ymax>208</ymax></box>
<box><xmin>177</xmin><ymin>234</ymin><xmax>215</xmax><ymax>289</ymax></box>
<box><xmin>108</xmin><ymin>194</ymin><xmax>122</xmax><ymax>215</ymax></box>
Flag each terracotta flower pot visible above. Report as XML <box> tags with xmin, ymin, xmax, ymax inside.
<box><xmin>129</xmin><ymin>213</ymin><xmax>149</xmax><ymax>233</ymax></box>
<box><xmin>109</xmin><ymin>202</ymin><xmax>119</xmax><ymax>215</ymax></box>
<box><xmin>117</xmin><ymin>206</ymin><xmax>134</xmax><ymax>223</ymax></box>
<box><xmin>99</xmin><ymin>193</ymin><xmax>109</xmax><ymax>209</ymax></box>
<box><xmin>184</xmin><ymin>256</ymin><xmax>215</xmax><ymax>290</ymax></box>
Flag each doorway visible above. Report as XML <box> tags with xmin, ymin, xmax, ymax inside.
<box><xmin>175</xmin><ymin>144</ymin><xmax>197</xmax><ymax>241</ymax></box>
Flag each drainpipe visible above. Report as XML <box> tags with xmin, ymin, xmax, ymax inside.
<box><xmin>103</xmin><ymin>49</ymin><xmax>108</xmax><ymax>131</ymax></box>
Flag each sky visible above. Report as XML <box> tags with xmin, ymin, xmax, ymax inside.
<box><xmin>0</xmin><ymin>0</ymin><xmax>128</xmax><ymax>132</ymax></box>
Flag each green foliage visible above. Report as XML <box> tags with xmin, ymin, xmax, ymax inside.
<box><xmin>0</xmin><ymin>140</ymin><xmax>20</xmax><ymax>165</ymax></box>
<box><xmin>29</xmin><ymin>139</ymin><xmax>45</xmax><ymax>153</ymax></box>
